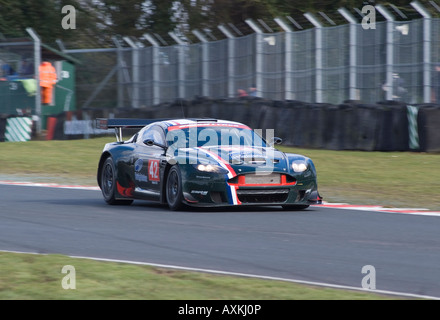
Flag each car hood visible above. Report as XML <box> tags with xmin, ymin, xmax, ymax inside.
<box><xmin>176</xmin><ymin>145</ymin><xmax>291</xmax><ymax>174</ymax></box>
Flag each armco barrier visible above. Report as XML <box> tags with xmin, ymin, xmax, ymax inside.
<box><xmin>45</xmin><ymin>97</ymin><xmax>440</xmax><ymax>152</ymax></box>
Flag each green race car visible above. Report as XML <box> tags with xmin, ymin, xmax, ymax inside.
<box><xmin>97</xmin><ymin>118</ymin><xmax>322</xmax><ymax>211</ymax></box>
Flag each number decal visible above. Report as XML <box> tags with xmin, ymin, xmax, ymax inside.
<box><xmin>148</xmin><ymin>159</ymin><xmax>160</xmax><ymax>181</ymax></box>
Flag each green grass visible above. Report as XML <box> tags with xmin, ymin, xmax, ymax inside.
<box><xmin>0</xmin><ymin>137</ymin><xmax>114</xmax><ymax>185</ymax></box>
<box><xmin>0</xmin><ymin>137</ymin><xmax>438</xmax><ymax>299</ymax></box>
<box><xmin>0</xmin><ymin>252</ymin><xmax>400</xmax><ymax>300</ymax></box>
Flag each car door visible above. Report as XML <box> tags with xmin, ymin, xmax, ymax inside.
<box><xmin>133</xmin><ymin>125</ymin><xmax>167</xmax><ymax>200</ymax></box>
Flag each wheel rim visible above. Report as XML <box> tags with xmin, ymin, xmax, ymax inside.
<box><xmin>102</xmin><ymin>162</ymin><xmax>114</xmax><ymax>197</ymax></box>
<box><xmin>167</xmin><ymin>170</ymin><xmax>179</xmax><ymax>205</ymax></box>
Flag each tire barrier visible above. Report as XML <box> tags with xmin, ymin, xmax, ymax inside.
<box><xmin>26</xmin><ymin>97</ymin><xmax>439</xmax><ymax>152</ymax></box>
<box><xmin>0</xmin><ymin>115</ymin><xmax>7</xmax><ymax>142</ymax></box>
<box><xmin>417</xmin><ymin>104</ymin><xmax>440</xmax><ymax>153</ymax></box>
<box><xmin>374</xmin><ymin>102</ymin><xmax>409</xmax><ymax>152</ymax></box>
<box><xmin>354</xmin><ymin>104</ymin><xmax>379</xmax><ymax>151</ymax></box>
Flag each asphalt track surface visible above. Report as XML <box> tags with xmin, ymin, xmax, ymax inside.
<box><xmin>1</xmin><ymin>183</ymin><xmax>440</xmax><ymax>299</ymax></box>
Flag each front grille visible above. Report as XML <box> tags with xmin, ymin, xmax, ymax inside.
<box><xmin>245</xmin><ymin>173</ymin><xmax>281</xmax><ymax>184</ymax></box>
<box><xmin>229</xmin><ymin>173</ymin><xmax>285</xmax><ymax>185</ymax></box>
<box><xmin>236</xmin><ymin>189</ymin><xmax>289</xmax><ymax>204</ymax></box>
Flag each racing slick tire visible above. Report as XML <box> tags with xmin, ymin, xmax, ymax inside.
<box><xmin>101</xmin><ymin>157</ymin><xmax>133</xmax><ymax>206</ymax></box>
<box><xmin>166</xmin><ymin>165</ymin><xmax>185</xmax><ymax>211</ymax></box>
<box><xmin>281</xmin><ymin>205</ymin><xmax>310</xmax><ymax>211</ymax></box>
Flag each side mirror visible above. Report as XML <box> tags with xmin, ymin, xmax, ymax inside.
<box><xmin>144</xmin><ymin>139</ymin><xmax>167</xmax><ymax>150</ymax></box>
<box><xmin>271</xmin><ymin>137</ymin><xmax>283</xmax><ymax>146</ymax></box>
<box><xmin>144</xmin><ymin>139</ymin><xmax>154</xmax><ymax>146</ymax></box>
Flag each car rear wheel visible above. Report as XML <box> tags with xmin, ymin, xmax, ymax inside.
<box><xmin>101</xmin><ymin>157</ymin><xmax>133</xmax><ymax>205</ymax></box>
<box><xmin>166</xmin><ymin>166</ymin><xmax>185</xmax><ymax>211</ymax></box>
<box><xmin>281</xmin><ymin>205</ymin><xmax>310</xmax><ymax>211</ymax></box>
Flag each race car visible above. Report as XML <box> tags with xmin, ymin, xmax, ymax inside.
<box><xmin>96</xmin><ymin>118</ymin><xmax>322</xmax><ymax>211</ymax></box>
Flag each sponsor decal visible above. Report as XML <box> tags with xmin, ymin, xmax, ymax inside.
<box><xmin>191</xmin><ymin>190</ymin><xmax>208</xmax><ymax>196</ymax></box>
<box><xmin>135</xmin><ymin>158</ymin><xmax>143</xmax><ymax>172</ymax></box>
<box><xmin>135</xmin><ymin>173</ymin><xmax>148</xmax><ymax>182</ymax></box>
<box><xmin>135</xmin><ymin>158</ymin><xmax>148</xmax><ymax>182</ymax></box>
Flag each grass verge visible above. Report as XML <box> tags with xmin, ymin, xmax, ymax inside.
<box><xmin>0</xmin><ymin>252</ymin><xmax>399</xmax><ymax>300</ymax></box>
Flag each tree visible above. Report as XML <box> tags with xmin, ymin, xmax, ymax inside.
<box><xmin>148</xmin><ymin>0</ymin><xmax>177</xmax><ymax>35</ymax></box>
<box><xmin>0</xmin><ymin>0</ymin><xmax>102</xmax><ymax>46</ymax></box>
<box><xmin>0</xmin><ymin>0</ymin><xmax>430</xmax><ymax>47</ymax></box>
<box><xmin>90</xmin><ymin>0</ymin><xmax>147</xmax><ymax>38</ymax></box>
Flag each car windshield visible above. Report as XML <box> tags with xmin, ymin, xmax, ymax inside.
<box><xmin>166</xmin><ymin>124</ymin><xmax>268</xmax><ymax>149</ymax></box>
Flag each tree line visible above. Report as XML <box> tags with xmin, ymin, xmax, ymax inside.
<box><xmin>0</xmin><ymin>0</ymin><xmax>422</xmax><ymax>48</ymax></box>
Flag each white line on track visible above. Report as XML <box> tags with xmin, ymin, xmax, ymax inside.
<box><xmin>0</xmin><ymin>249</ymin><xmax>438</xmax><ymax>300</ymax></box>
<box><xmin>319</xmin><ymin>202</ymin><xmax>440</xmax><ymax>217</ymax></box>
<box><xmin>1</xmin><ymin>180</ymin><xmax>440</xmax><ymax>216</ymax></box>
<box><xmin>0</xmin><ymin>180</ymin><xmax>100</xmax><ymax>191</ymax></box>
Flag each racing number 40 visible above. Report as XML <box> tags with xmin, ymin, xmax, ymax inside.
<box><xmin>148</xmin><ymin>159</ymin><xmax>160</xmax><ymax>181</ymax></box>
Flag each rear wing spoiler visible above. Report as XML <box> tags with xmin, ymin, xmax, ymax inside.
<box><xmin>96</xmin><ymin>118</ymin><xmax>168</xmax><ymax>142</ymax></box>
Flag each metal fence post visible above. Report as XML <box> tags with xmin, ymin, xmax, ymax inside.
<box><xmin>338</xmin><ymin>8</ymin><xmax>358</xmax><ymax>101</ymax></box>
<box><xmin>192</xmin><ymin>29</ymin><xmax>210</xmax><ymax>97</ymax></box>
<box><xmin>123</xmin><ymin>37</ymin><xmax>140</xmax><ymax>109</ymax></box>
<box><xmin>411</xmin><ymin>1</ymin><xmax>432</xmax><ymax>103</ymax></box>
<box><xmin>218</xmin><ymin>24</ymin><xmax>236</xmax><ymax>98</ymax></box>
<box><xmin>376</xmin><ymin>5</ymin><xmax>395</xmax><ymax>101</ymax></box>
<box><xmin>274</xmin><ymin>17</ymin><xmax>294</xmax><ymax>100</ymax></box>
<box><xmin>304</xmin><ymin>13</ymin><xmax>323</xmax><ymax>103</ymax></box>
<box><xmin>26</xmin><ymin>28</ymin><xmax>41</xmax><ymax>134</ymax></box>
<box><xmin>245</xmin><ymin>19</ymin><xmax>264</xmax><ymax>98</ymax></box>
<box><xmin>169</xmin><ymin>32</ymin><xmax>186</xmax><ymax>99</ymax></box>
<box><xmin>112</xmin><ymin>37</ymin><xmax>124</xmax><ymax>109</ymax></box>
<box><xmin>143</xmin><ymin>33</ymin><xmax>161</xmax><ymax>105</ymax></box>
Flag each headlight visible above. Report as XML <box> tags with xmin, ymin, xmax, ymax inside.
<box><xmin>291</xmin><ymin>161</ymin><xmax>308</xmax><ymax>173</ymax></box>
<box><xmin>194</xmin><ymin>164</ymin><xmax>228</xmax><ymax>174</ymax></box>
